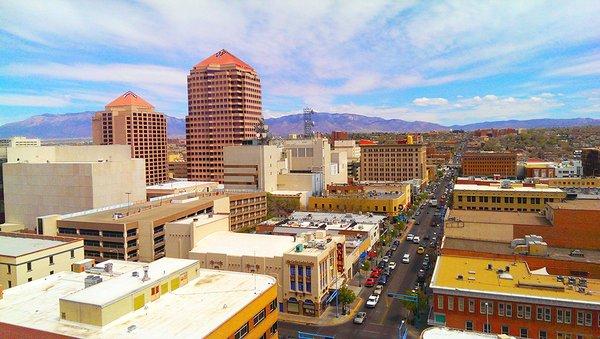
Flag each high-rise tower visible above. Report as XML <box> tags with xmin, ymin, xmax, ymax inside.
<box><xmin>186</xmin><ymin>49</ymin><xmax>262</xmax><ymax>182</ymax></box>
<box><xmin>92</xmin><ymin>91</ymin><xmax>168</xmax><ymax>185</ymax></box>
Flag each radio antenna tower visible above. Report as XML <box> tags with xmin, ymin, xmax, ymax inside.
<box><xmin>303</xmin><ymin>107</ymin><xmax>315</xmax><ymax>139</ymax></box>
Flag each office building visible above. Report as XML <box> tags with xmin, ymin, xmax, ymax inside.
<box><xmin>0</xmin><ymin>258</ymin><xmax>279</xmax><ymax>339</ymax></box>
<box><xmin>555</xmin><ymin>160</ymin><xmax>583</xmax><ymax>178</ymax></box>
<box><xmin>227</xmin><ymin>192</ymin><xmax>267</xmax><ymax>231</ymax></box>
<box><xmin>359</xmin><ymin>142</ymin><xmax>428</xmax><ymax>183</ymax></box>
<box><xmin>429</xmin><ymin>255</ymin><xmax>600</xmax><ymax>338</ymax></box>
<box><xmin>186</xmin><ymin>49</ymin><xmax>262</xmax><ymax>182</ymax></box>
<box><xmin>333</xmin><ymin>139</ymin><xmax>361</xmax><ymax>181</ymax></box>
<box><xmin>582</xmin><ymin>148</ymin><xmax>600</xmax><ymax>177</ymax></box>
<box><xmin>2</xmin><ymin>145</ymin><xmax>146</xmax><ymax>230</ymax></box>
<box><xmin>461</xmin><ymin>152</ymin><xmax>517</xmax><ymax>178</ymax></box>
<box><xmin>187</xmin><ymin>230</ymin><xmax>347</xmax><ymax>317</ymax></box>
<box><xmin>445</xmin><ymin>199</ymin><xmax>600</xmax><ymax>250</ymax></box>
<box><xmin>39</xmin><ymin>194</ymin><xmax>230</xmax><ymax>262</ymax></box>
<box><xmin>524</xmin><ymin>160</ymin><xmax>556</xmax><ymax>178</ymax></box>
<box><xmin>92</xmin><ymin>91</ymin><xmax>168</xmax><ymax>185</ymax></box>
<box><xmin>283</xmin><ymin>137</ymin><xmax>348</xmax><ymax>186</ymax></box>
<box><xmin>452</xmin><ymin>182</ymin><xmax>565</xmax><ymax>212</ymax></box>
<box><xmin>223</xmin><ymin>144</ymin><xmax>286</xmax><ymax>192</ymax></box>
<box><xmin>0</xmin><ymin>232</ymin><xmax>83</xmax><ymax>288</ymax></box>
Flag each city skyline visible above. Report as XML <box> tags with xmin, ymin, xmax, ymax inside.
<box><xmin>0</xmin><ymin>1</ymin><xmax>598</xmax><ymax>126</ymax></box>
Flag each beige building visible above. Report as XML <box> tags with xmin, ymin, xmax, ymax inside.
<box><xmin>0</xmin><ymin>258</ymin><xmax>279</xmax><ymax>339</ymax></box>
<box><xmin>169</xmin><ymin>229</ymin><xmax>348</xmax><ymax>317</ymax></box>
<box><xmin>0</xmin><ymin>232</ymin><xmax>83</xmax><ymax>288</ymax></box>
<box><xmin>223</xmin><ymin>144</ymin><xmax>286</xmax><ymax>191</ymax></box>
<box><xmin>93</xmin><ymin>91</ymin><xmax>168</xmax><ymax>185</ymax></box>
<box><xmin>3</xmin><ymin>145</ymin><xmax>146</xmax><ymax>230</ymax></box>
<box><xmin>283</xmin><ymin>137</ymin><xmax>348</xmax><ymax>187</ymax></box>
<box><xmin>39</xmin><ymin>194</ymin><xmax>230</xmax><ymax>263</ymax></box>
<box><xmin>146</xmin><ymin>180</ymin><xmax>218</xmax><ymax>199</ymax></box>
<box><xmin>360</xmin><ymin>142</ymin><xmax>428</xmax><ymax>183</ymax></box>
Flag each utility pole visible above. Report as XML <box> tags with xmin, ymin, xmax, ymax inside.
<box><xmin>125</xmin><ymin>192</ymin><xmax>131</xmax><ymax>216</ymax></box>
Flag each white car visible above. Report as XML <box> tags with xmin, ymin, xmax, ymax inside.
<box><xmin>406</xmin><ymin>234</ymin><xmax>414</xmax><ymax>241</ymax></box>
<box><xmin>353</xmin><ymin>311</ymin><xmax>367</xmax><ymax>324</ymax></box>
<box><xmin>413</xmin><ymin>236</ymin><xmax>421</xmax><ymax>244</ymax></box>
<box><xmin>402</xmin><ymin>253</ymin><xmax>410</xmax><ymax>264</ymax></box>
<box><xmin>388</xmin><ymin>261</ymin><xmax>397</xmax><ymax>270</ymax></box>
<box><xmin>366</xmin><ymin>294</ymin><xmax>380</xmax><ymax>308</ymax></box>
<box><xmin>382</xmin><ymin>255</ymin><xmax>390</xmax><ymax>263</ymax></box>
<box><xmin>373</xmin><ymin>285</ymin><xmax>384</xmax><ymax>296</ymax></box>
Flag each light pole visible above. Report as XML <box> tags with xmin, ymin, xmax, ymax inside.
<box><xmin>485</xmin><ymin>302</ymin><xmax>490</xmax><ymax>333</ymax></box>
<box><xmin>125</xmin><ymin>192</ymin><xmax>131</xmax><ymax>216</ymax></box>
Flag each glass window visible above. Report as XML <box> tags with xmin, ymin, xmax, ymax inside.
<box><xmin>298</xmin><ymin>266</ymin><xmax>304</xmax><ymax>276</ymax></box>
<box><xmin>448</xmin><ymin>297</ymin><xmax>454</xmax><ymax>310</ymax></box>
<box><xmin>290</xmin><ymin>265</ymin><xmax>295</xmax><ymax>276</ymax></box>
<box><xmin>468</xmin><ymin>299</ymin><xmax>475</xmax><ymax>313</ymax></box>
<box><xmin>539</xmin><ymin>330</ymin><xmax>547</xmax><ymax>339</ymax></box>
<box><xmin>501</xmin><ymin>325</ymin><xmax>509</xmax><ymax>335</ymax></box>
<box><xmin>483</xmin><ymin>323</ymin><xmax>491</xmax><ymax>333</ymax></box>
<box><xmin>505</xmin><ymin>303</ymin><xmax>512</xmax><ymax>317</ymax></box>
<box><xmin>27</xmin><ymin>262</ymin><xmax>32</xmax><ymax>271</ymax></box>
<box><xmin>290</xmin><ymin>281</ymin><xmax>296</xmax><ymax>291</ymax></box>
<box><xmin>437</xmin><ymin>295</ymin><xmax>443</xmax><ymax>309</ymax></box>
<box><xmin>269</xmin><ymin>298</ymin><xmax>277</xmax><ymax>311</ymax></box>
<box><xmin>234</xmin><ymin>323</ymin><xmax>249</xmax><ymax>339</ymax></box>
<box><xmin>306</xmin><ymin>266</ymin><xmax>312</xmax><ymax>277</ymax></box>
<box><xmin>306</xmin><ymin>282</ymin><xmax>311</xmax><ymax>292</ymax></box>
<box><xmin>253</xmin><ymin>309</ymin><xmax>266</xmax><ymax>326</ymax></box>
<box><xmin>498</xmin><ymin>303</ymin><xmax>505</xmax><ymax>316</ymax></box>
<box><xmin>458</xmin><ymin>298</ymin><xmax>464</xmax><ymax>312</ymax></box>
<box><xmin>577</xmin><ymin>311</ymin><xmax>584</xmax><ymax>326</ymax></box>
<box><xmin>465</xmin><ymin>320</ymin><xmax>473</xmax><ymax>331</ymax></box>
<box><xmin>520</xmin><ymin>328</ymin><xmax>528</xmax><ymax>338</ymax></box>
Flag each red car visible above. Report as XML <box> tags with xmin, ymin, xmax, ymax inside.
<box><xmin>365</xmin><ymin>278</ymin><xmax>376</xmax><ymax>287</ymax></box>
<box><xmin>370</xmin><ymin>270</ymin><xmax>380</xmax><ymax>279</ymax></box>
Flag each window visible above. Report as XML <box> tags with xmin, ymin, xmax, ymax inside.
<box><xmin>498</xmin><ymin>302</ymin><xmax>505</xmax><ymax>316</ymax></box>
<box><xmin>557</xmin><ymin>333</ymin><xmax>572</xmax><ymax>339</ymax></box>
<box><xmin>520</xmin><ymin>328</ymin><xmax>528</xmax><ymax>338</ymax></box>
<box><xmin>290</xmin><ymin>265</ymin><xmax>296</xmax><ymax>276</ymax></box>
<box><xmin>448</xmin><ymin>297</ymin><xmax>454</xmax><ymax>310</ymax></box>
<box><xmin>270</xmin><ymin>322</ymin><xmax>278</xmax><ymax>334</ymax></box>
<box><xmin>501</xmin><ymin>325</ymin><xmax>509</xmax><ymax>335</ymax></box>
<box><xmin>458</xmin><ymin>298</ymin><xmax>464</xmax><ymax>312</ymax></box>
<box><xmin>584</xmin><ymin>312</ymin><xmax>592</xmax><ymax>326</ymax></box>
<box><xmin>269</xmin><ymin>298</ymin><xmax>277</xmax><ymax>311</ymax></box>
<box><xmin>49</xmin><ymin>256</ymin><xmax>54</xmax><ymax>265</ymax></box>
<box><xmin>234</xmin><ymin>323</ymin><xmax>249</xmax><ymax>339</ymax></box>
<box><xmin>6</xmin><ymin>264</ymin><xmax>10</xmax><ymax>274</ymax></box>
<box><xmin>468</xmin><ymin>299</ymin><xmax>475</xmax><ymax>313</ymax></box>
<box><xmin>28</xmin><ymin>278</ymin><xmax>32</xmax><ymax>282</ymax></box>
<box><xmin>306</xmin><ymin>266</ymin><xmax>312</xmax><ymax>277</ymax></box>
<box><xmin>151</xmin><ymin>286</ymin><xmax>159</xmax><ymax>295</ymax></box>
<box><xmin>253</xmin><ymin>309</ymin><xmax>266</xmax><ymax>326</ymax></box>
<box><xmin>7</xmin><ymin>281</ymin><xmax>11</xmax><ymax>288</ymax></box>
<box><xmin>70</xmin><ymin>250</ymin><xmax>75</xmax><ymax>258</ymax></box>
<box><xmin>577</xmin><ymin>311</ymin><xmax>584</xmax><ymax>325</ymax></box>
<box><xmin>465</xmin><ymin>320</ymin><xmax>473</xmax><ymax>331</ymax></box>
<box><xmin>537</xmin><ymin>306</ymin><xmax>551</xmax><ymax>322</ymax></box>
<box><xmin>306</xmin><ymin>282</ymin><xmax>311</xmax><ymax>292</ymax></box>
<box><xmin>27</xmin><ymin>262</ymin><xmax>32</xmax><ymax>272</ymax></box>
<box><xmin>298</xmin><ymin>282</ymin><xmax>304</xmax><ymax>291</ymax></box>
<box><xmin>290</xmin><ymin>281</ymin><xmax>296</xmax><ymax>290</ymax></box>
<box><xmin>437</xmin><ymin>295</ymin><xmax>444</xmax><ymax>309</ymax></box>
<box><xmin>539</xmin><ymin>330</ymin><xmax>547</xmax><ymax>339</ymax></box>
<box><xmin>298</xmin><ymin>266</ymin><xmax>304</xmax><ymax>277</ymax></box>
<box><xmin>517</xmin><ymin>304</ymin><xmax>531</xmax><ymax>319</ymax></box>
<box><xmin>505</xmin><ymin>303</ymin><xmax>512</xmax><ymax>317</ymax></box>
<box><xmin>50</xmin><ymin>270</ymin><xmax>54</xmax><ymax>275</ymax></box>
<box><xmin>480</xmin><ymin>301</ymin><xmax>493</xmax><ymax>315</ymax></box>
<box><xmin>483</xmin><ymin>323</ymin><xmax>491</xmax><ymax>333</ymax></box>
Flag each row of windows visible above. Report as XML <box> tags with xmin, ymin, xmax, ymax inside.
<box><xmin>233</xmin><ymin>299</ymin><xmax>278</xmax><ymax>339</ymax></box>
<box><xmin>465</xmin><ymin>320</ymin><xmax>591</xmax><ymax>339</ymax></box>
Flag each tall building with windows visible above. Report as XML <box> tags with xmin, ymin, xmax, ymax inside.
<box><xmin>92</xmin><ymin>91</ymin><xmax>168</xmax><ymax>185</ymax></box>
<box><xmin>359</xmin><ymin>142</ymin><xmax>428</xmax><ymax>183</ymax></box>
<box><xmin>186</xmin><ymin>49</ymin><xmax>262</xmax><ymax>182</ymax></box>
<box><xmin>461</xmin><ymin>152</ymin><xmax>517</xmax><ymax>178</ymax></box>
<box><xmin>581</xmin><ymin>148</ymin><xmax>600</xmax><ymax>177</ymax></box>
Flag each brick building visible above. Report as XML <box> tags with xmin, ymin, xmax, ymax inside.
<box><xmin>186</xmin><ymin>49</ymin><xmax>262</xmax><ymax>182</ymax></box>
<box><xmin>430</xmin><ymin>256</ymin><xmax>600</xmax><ymax>339</ymax></box>
<box><xmin>93</xmin><ymin>91</ymin><xmax>168</xmax><ymax>185</ymax></box>
<box><xmin>461</xmin><ymin>152</ymin><xmax>517</xmax><ymax>178</ymax></box>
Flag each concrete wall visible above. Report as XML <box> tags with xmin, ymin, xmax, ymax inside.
<box><xmin>6</xmin><ymin>145</ymin><xmax>133</xmax><ymax>163</ymax></box>
<box><xmin>165</xmin><ymin>215</ymin><xmax>230</xmax><ymax>259</ymax></box>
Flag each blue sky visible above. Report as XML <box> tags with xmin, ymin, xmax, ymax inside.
<box><xmin>0</xmin><ymin>1</ymin><xmax>598</xmax><ymax>126</ymax></box>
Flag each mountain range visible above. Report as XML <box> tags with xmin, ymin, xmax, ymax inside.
<box><xmin>0</xmin><ymin>111</ymin><xmax>598</xmax><ymax>139</ymax></box>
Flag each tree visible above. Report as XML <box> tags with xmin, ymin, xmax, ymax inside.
<box><xmin>399</xmin><ymin>289</ymin><xmax>428</xmax><ymax>321</ymax></box>
<box><xmin>266</xmin><ymin>193</ymin><xmax>300</xmax><ymax>219</ymax></box>
<box><xmin>360</xmin><ymin>260</ymin><xmax>371</xmax><ymax>273</ymax></box>
<box><xmin>338</xmin><ymin>285</ymin><xmax>357</xmax><ymax>308</ymax></box>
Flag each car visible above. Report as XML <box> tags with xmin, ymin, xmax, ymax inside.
<box><xmin>388</xmin><ymin>261</ymin><xmax>397</xmax><ymax>270</ymax></box>
<box><xmin>353</xmin><ymin>311</ymin><xmax>367</xmax><ymax>324</ymax></box>
<box><xmin>402</xmin><ymin>253</ymin><xmax>410</xmax><ymax>264</ymax></box>
<box><xmin>365</xmin><ymin>278</ymin><xmax>376</xmax><ymax>287</ymax></box>
<box><xmin>391</xmin><ymin>245</ymin><xmax>398</xmax><ymax>251</ymax></box>
<box><xmin>382</xmin><ymin>256</ymin><xmax>390</xmax><ymax>263</ymax></box>
<box><xmin>429</xmin><ymin>241</ymin><xmax>436</xmax><ymax>248</ymax></box>
<box><xmin>366</xmin><ymin>294</ymin><xmax>380</xmax><ymax>308</ymax></box>
<box><xmin>385</xmin><ymin>249</ymin><xmax>393</xmax><ymax>256</ymax></box>
<box><xmin>393</xmin><ymin>240</ymin><xmax>400</xmax><ymax>246</ymax></box>
<box><xmin>412</xmin><ymin>236</ymin><xmax>421</xmax><ymax>244</ymax></box>
<box><xmin>431</xmin><ymin>236</ymin><xmax>437</xmax><ymax>243</ymax></box>
<box><xmin>384</xmin><ymin>267</ymin><xmax>391</xmax><ymax>276</ymax></box>
<box><xmin>377</xmin><ymin>261</ymin><xmax>387</xmax><ymax>269</ymax></box>
<box><xmin>417</xmin><ymin>246</ymin><xmax>425</xmax><ymax>254</ymax></box>
<box><xmin>373</xmin><ymin>284</ymin><xmax>384</xmax><ymax>296</ymax></box>
<box><xmin>377</xmin><ymin>275</ymin><xmax>388</xmax><ymax>285</ymax></box>
<box><xmin>423</xmin><ymin>235</ymin><xmax>430</xmax><ymax>240</ymax></box>
<box><xmin>417</xmin><ymin>269</ymin><xmax>426</xmax><ymax>282</ymax></box>
<box><xmin>370</xmin><ymin>270</ymin><xmax>380</xmax><ymax>279</ymax></box>
<box><xmin>406</xmin><ymin>234</ymin><xmax>414</xmax><ymax>241</ymax></box>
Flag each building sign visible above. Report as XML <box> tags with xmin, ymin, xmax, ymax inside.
<box><xmin>336</xmin><ymin>243</ymin><xmax>344</xmax><ymax>273</ymax></box>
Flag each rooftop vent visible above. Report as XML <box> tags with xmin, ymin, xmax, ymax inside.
<box><xmin>487</xmin><ymin>263</ymin><xmax>493</xmax><ymax>270</ymax></box>
<box><xmin>113</xmin><ymin>212</ymin><xmax>124</xmax><ymax>220</ymax></box>
<box><xmin>142</xmin><ymin>266</ymin><xmax>150</xmax><ymax>282</ymax></box>
<box><xmin>104</xmin><ymin>262</ymin><xmax>113</xmax><ymax>274</ymax></box>
<box><xmin>132</xmin><ymin>271</ymin><xmax>139</xmax><ymax>277</ymax></box>
<box><xmin>468</xmin><ymin>277</ymin><xmax>476</xmax><ymax>281</ymax></box>
<box><xmin>84</xmin><ymin>275</ymin><xmax>103</xmax><ymax>288</ymax></box>
<box><xmin>457</xmin><ymin>274</ymin><xmax>464</xmax><ymax>280</ymax></box>
<box><xmin>499</xmin><ymin>272</ymin><xmax>513</xmax><ymax>280</ymax></box>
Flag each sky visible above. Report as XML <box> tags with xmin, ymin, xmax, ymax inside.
<box><xmin>0</xmin><ymin>1</ymin><xmax>598</xmax><ymax>126</ymax></box>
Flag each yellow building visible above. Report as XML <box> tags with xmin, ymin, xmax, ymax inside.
<box><xmin>0</xmin><ymin>258</ymin><xmax>279</xmax><ymax>339</ymax></box>
<box><xmin>544</xmin><ymin>177</ymin><xmax>600</xmax><ymax>188</ymax></box>
<box><xmin>0</xmin><ymin>232</ymin><xmax>83</xmax><ymax>288</ymax></box>
<box><xmin>308</xmin><ymin>184</ymin><xmax>411</xmax><ymax>216</ymax></box>
<box><xmin>452</xmin><ymin>183</ymin><xmax>566</xmax><ymax>212</ymax></box>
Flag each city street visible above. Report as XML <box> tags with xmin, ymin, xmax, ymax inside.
<box><xmin>279</xmin><ymin>173</ymin><xmax>453</xmax><ymax>339</ymax></box>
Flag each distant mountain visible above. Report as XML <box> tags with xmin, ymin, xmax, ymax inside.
<box><xmin>0</xmin><ymin>111</ymin><xmax>598</xmax><ymax>139</ymax></box>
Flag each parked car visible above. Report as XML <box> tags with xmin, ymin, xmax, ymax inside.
<box><xmin>402</xmin><ymin>253</ymin><xmax>410</xmax><ymax>264</ymax></box>
<box><xmin>417</xmin><ymin>246</ymin><xmax>425</xmax><ymax>254</ymax></box>
<box><xmin>391</xmin><ymin>245</ymin><xmax>398</xmax><ymax>251</ymax></box>
<box><xmin>377</xmin><ymin>261</ymin><xmax>387</xmax><ymax>269</ymax></box>
<box><xmin>393</xmin><ymin>240</ymin><xmax>400</xmax><ymax>246</ymax></box>
<box><xmin>406</xmin><ymin>234</ymin><xmax>414</xmax><ymax>241</ymax></box>
<box><xmin>382</xmin><ymin>256</ymin><xmax>390</xmax><ymax>263</ymax></box>
<box><xmin>388</xmin><ymin>261</ymin><xmax>397</xmax><ymax>270</ymax></box>
<box><xmin>373</xmin><ymin>285</ymin><xmax>384</xmax><ymax>296</ymax></box>
<box><xmin>365</xmin><ymin>278</ymin><xmax>376</xmax><ymax>287</ymax></box>
<box><xmin>413</xmin><ymin>236</ymin><xmax>421</xmax><ymax>244</ymax></box>
<box><xmin>370</xmin><ymin>270</ymin><xmax>381</xmax><ymax>279</ymax></box>
<box><xmin>384</xmin><ymin>267</ymin><xmax>391</xmax><ymax>276</ymax></box>
<box><xmin>377</xmin><ymin>275</ymin><xmax>388</xmax><ymax>285</ymax></box>
<box><xmin>366</xmin><ymin>295</ymin><xmax>380</xmax><ymax>308</ymax></box>
<box><xmin>386</xmin><ymin>249</ymin><xmax>393</xmax><ymax>256</ymax></box>
<box><xmin>353</xmin><ymin>311</ymin><xmax>367</xmax><ymax>324</ymax></box>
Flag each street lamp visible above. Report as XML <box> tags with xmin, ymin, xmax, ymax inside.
<box><xmin>125</xmin><ymin>192</ymin><xmax>131</xmax><ymax>216</ymax></box>
<box><xmin>485</xmin><ymin>302</ymin><xmax>490</xmax><ymax>333</ymax></box>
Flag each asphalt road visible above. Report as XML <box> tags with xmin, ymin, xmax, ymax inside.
<box><xmin>279</xmin><ymin>174</ymin><xmax>454</xmax><ymax>339</ymax></box>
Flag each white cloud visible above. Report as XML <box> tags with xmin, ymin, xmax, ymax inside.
<box><xmin>413</xmin><ymin>97</ymin><xmax>448</xmax><ymax>106</ymax></box>
<box><xmin>0</xmin><ymin>94</ymin><xmax>70</xmax><ymax>107</ymax></box>
<box><xmin>547</xmin><ymin>57</ymin><xmax>600</xmax><ymax>77</ymax></box>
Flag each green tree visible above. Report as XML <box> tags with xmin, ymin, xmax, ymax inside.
<box><xmin>399</xmin><ymin>289</ymin><xmax>428</xmax><ymax>319</ymax></box>
<box><xmin>266</xmin><ymin>193</ymin><xmax>300</xmax><ymax>218</ymax></box>
<box><xmin>360</xmin><ymin>260</ymin><xmax>371</xmax><ymax>273</ymax></box>
<box><xmin>338</xmin><ymin>285</ymin><xmax>357</xmax><ymax>307</ymax></box>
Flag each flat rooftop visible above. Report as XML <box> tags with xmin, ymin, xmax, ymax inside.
<box><xmin>167</xmin><ymin>213</ymin><xmax>229</xmax><ymax>226</ymax></box>
<box><xmin>62</xmin><ymin>195</ymin><xmax>218</xmax><ymax>224</ymax></box>
<box><xmin>454</xmin><ymin>184</ymin><xmax>564</xmax><ymax>193</ymax></box>
<box><xmin>422</xmin><ymin>327</ymin><xmax>515</xmax><ymax>339</ymax></box>
<box><xmin>0</xmin><ymin>265</ymin><xmax>275</xmax><ymax>338</ymax></box>
<box><xmin>146</xmin><ymin>180</ymin><xmax>218</xmax><ymax>190</ymax></box>
<box><xmin>447</xmin><ymin>209</ymin><xmax>550</xmax><ymax>226</ymax></box>
<box><xmin>0</xmin><ymin>233</ymin><xmax>75</xmax><ymax>257</ymax></box>
<box><xmin>443</xmin><ymin>237</ymin><xmax>600</xmax><ymax>265</ymax></box>
<box><xmin>547</xmin><ymin>199</ymin><xmax>600</xmax><ymax>211</ymax></box>
<box><xmin>431</xmin><ymin>256</ymin><xmax>600</xmax><ymax>307</ymax></box>
<box><xmin>290</xmin><ymin>211</ymin><xmax>386</xmax><ymax>224</ymax></box>
<box><xmin>191</xmin><ymin>231</ymin><xmax>298</xmax><ymax>258</ymax></box>
<box><xmin>61</xmin><ymin>258</ymin><xmax>197</xmax><ymax>307</ymax></box>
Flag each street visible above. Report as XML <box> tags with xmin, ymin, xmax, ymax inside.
<box><xmin>279</xmin><ymin>172</ymin><xmax>454</xmax><ymax>339</ymax></box>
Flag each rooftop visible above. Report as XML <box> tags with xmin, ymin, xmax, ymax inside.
<box><xmin>194</xmin><ymin>49</ymin><xmax>254</xmax><ymax>71</ymax></box>
<box><xmin>146</xmin><ymin>180</ymin><xmax>218</xmax><ymax>191</ymax></box>
<box><xmin>191</xmin><ymin>231</ymin><xmax>298</xmax><ymax>258</ymax></box>
<box><xmin>454</xmin><ymin>184</ymin><xmax>564</xmax><ymax>193</ymax></box>
<box><xmin>446</xmin><ymin>209</ymin><xmax>550</xmax><ymax>226</ymax></box>
<box><xmin>0</xmin><ymin>261</ymin><xmax>275</xmax><ymax>338</ymax></box>
<box><xmin>421</xmin><ymin>327</ymin><xmax>515</xmax><ymax>339</ymax></box>
<box><xmin>0</xmin><ymin>233</ymin><xmax>79</xmax><ymax>257</ymax></box>
<box><xmin>106</xmin><ymin>91</ymin><xmax>154</xmax><ymax>109</ymax></box>
<box><xmin>289</xmin><ymin>211</ymin><xmax>386</xmax><ymax>225</ymax></box>
<box><xmin>547</xmin><ymin>199</ymin><xmax>600</xmax><ymax>211</ymax></box>
<box><xmin>431</xmin><ymin>256</ymin><xmax>600</xmax><ymax>307</ymax></box>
